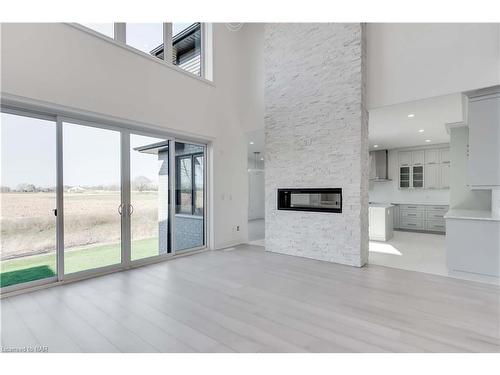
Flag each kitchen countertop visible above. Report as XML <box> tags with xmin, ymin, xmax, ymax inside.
<box><xmin>444</xmin><ymin>209</ymin><xmax>500</xmax><ymax>222</ymax></box>
<box><xmin>389</xmin><ymin>202</ymin><xmax>450</xmax><ymax>206</ymax></box>
<box><xmin>369</xmin><ymin>203</ymin><xmax>394</xmax><ymax>208</ymax></box>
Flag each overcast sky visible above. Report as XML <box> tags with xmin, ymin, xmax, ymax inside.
<box><xmin>1</xmin><ymin>113</ymin><xmax>163</xmax><ymax>188</ymax></box>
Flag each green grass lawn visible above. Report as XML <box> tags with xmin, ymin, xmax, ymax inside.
<box><xmin>0</xmin><ymin>237</ymin><xmax>159</xmax><ymax>288</ymax></box>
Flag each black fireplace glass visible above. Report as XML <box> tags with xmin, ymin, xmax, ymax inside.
<box><xmin>277</xmin><ymin>188</ymin><xmax>342</xmax><ymax>213</ymax></box>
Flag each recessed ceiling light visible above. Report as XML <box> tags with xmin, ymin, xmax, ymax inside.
<box><xmin>408</xmin><ymin>114</ymin><xmax>415</xmax><ymax>118</ymax></box>
<box><xmin>418</xmin><ymin>129</ymin><xmax>425</xmax><ymax>133</ymax></box>
<box><xmin>260</xmin><ymin>158</ymin><xmax>264</xmax><ymax>161</ymax></box>
<box><xmin>373</xmin><ymin>145</ymin><xmax>379</xmax><ymax>148</ymax></box>
<box><xmin>425</xmin><ymin>139</ymin><xmax>431</xmax><ymax>143</ymax></box>
<box><xmin>249</xmin><ymin>141</ymin><xmax>254</xmax><ymax>145</ymax></box>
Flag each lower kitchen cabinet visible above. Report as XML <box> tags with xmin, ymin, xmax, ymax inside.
<box><xmin>395</xmin><ymin>204</ymin><xmax>448</xmax><ymax>233</ymax></box>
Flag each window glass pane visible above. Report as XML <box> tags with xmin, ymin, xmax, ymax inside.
<box><xmin>177</xmin><ymin>157</ymin><xmax>192</xmax><ymax>215</ymax></box>
<box><xmin>172</xmin><ymin>22</ymin><xmax>202</xmax><ymax>76</ymax></box>
<box><xmin>1</xmin><ymin>113</ymin><xmax>57</xmax><ymax>288</ymax></box>
<box><xmin>175</xmin><ymin>142</ymin><xmax>205</xmax><ymax>251</ymax></box>
<box><xmin>81</xmin><ymin>23</ymin><xmax>114</xmax><ymax>38</ymax></box>
<box><xmin>130</xmin><ymin>134</ymin><xmax>171</xmax><ymax>261</ymax></box>
<box><xmin>126</xmin><ymin>23</ymin><xmax>164</xmax><ymax>58</ymax></box>
<box><xmin>63</xmin><ymin>122</ymin><xmax>121</xmax><ymax>274</ymax></box>
<box><xmin>194</xmin><ymin>155</ymin><xmax>204</xmax><ymax>216</ymax></box>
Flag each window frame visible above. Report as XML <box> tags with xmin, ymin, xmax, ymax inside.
<box><xmin>0</xmin><ymin>96</ymin><xmax>210</xmax><ymax>297</ymax></box>
<box><xmin>175</xmin><ymin>152</ymin><xmax>204</xmax><ymax>216</ymax></box>
<box><xmin>71</xmin><ymin>22</ymin><xmax>211</xmax><ymax>81</ymax></box>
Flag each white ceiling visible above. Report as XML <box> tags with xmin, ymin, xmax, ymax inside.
<box><xmin>369</xmin><ymin>93</ymin><xmax>464</xmax><ymax>151</ymax></box>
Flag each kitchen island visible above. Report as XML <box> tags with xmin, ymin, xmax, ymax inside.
<box><xmin>369</xmin><ymin>203</ymin><xmax>394</xmax><ymax>241</ymax></box>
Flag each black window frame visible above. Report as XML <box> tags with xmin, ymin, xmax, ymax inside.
<box><xmin>175</xmin><ymin>152</ymin><xmax>204</xmax><ymax>216</ymax></box>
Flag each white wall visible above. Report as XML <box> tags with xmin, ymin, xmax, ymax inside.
<box><xmin>0</xmin><ymin>23</ymin><xmax>261</xmax><ymax>249</ymax></box>
<box><xmin>367</xmin><ymin>23</ymin><xmax>500</xmax><ymax>108</ymax></box>
<box><xmin>369</xmin><ymin>147</ymin><xmax>451</xmax><ymax>205</ymax></box>
<box><xmin>239</xmin><ymin>23</ymin><xmax>265</xmax><ymax>132</ymax></box>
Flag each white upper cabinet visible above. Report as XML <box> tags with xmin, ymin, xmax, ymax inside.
<box><xmin>412</xmin><ymin>150</ymin><xmax>425</xmax><ymax>166</ymax></box>
<box><xmin>424</xmin><ymin>164</ymin><xmax>439</xmax><ymax>189</ymax></box>
<box><xmin>399</xmin><ymin>146</ymin><xmax>450</xmax><ymax>190</ymax></box>
<box><xmin>439</xmin><ymin>148</ymin><xmax>450</xmax><ymax>164</ymax></box>
<box><xmin>440</xmin><ymin>163</ymin><xmax>450</xmax><ymax>188</ymax></box>
<box><xmin>467</xmin><ymin>88</ymin><xmax>500</xmax><ymax>187</ymax></box>
<box><xmin>425</xmin><ymin>149</ymin><xmax>440</xmax><ymax>164</ymax></box>
<box><xmin>399</xmin><ymin>151</ymin><xmax>412</xmax><ymax>166</ymax></box>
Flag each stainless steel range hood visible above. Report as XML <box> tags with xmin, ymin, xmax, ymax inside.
<box><xmin>369</xmin><ymin>150</ymin><xmax>391</xmax><ymax>181</ymax></box>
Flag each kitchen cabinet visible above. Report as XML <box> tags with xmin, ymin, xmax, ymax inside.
<box><xmin>467</xmin><ymin>89</ymin><xmax>500</xmax><ymax>187</ymax></box>
<box><xmin>397</xmin><ymin>204</ymin><xmax>448</xmax><ymax>233</ymax></box>
<box><xmin>425</xmin><ymin>149</ymin><xmax>440</xmax><ymax>164</ymax></box>
<box><xmin>412</xmin><ymin>165</ymin><xmax>424</xmax><ymax>188</ymax></box>
<box><xmin>412</xmin><ymin>150</ymin><xmax>425</xmax><ymax>166</ymax></box>
<box><xmin>399</xmin><ymin>146</ymin><xmax>450</xmax><ymax>190</ymax></box>
<box><xmin>440</xmin><ymin>163</ymin><xmax>450</xmax><ymax>188</ymax></box>
<box><xmin>399</xmin><ymin>151</ymin><xmax>412</xmax><ymax>166</ymax></box>
<box><xmin>369</xmin><ymin>204</ymin><xmax>394</xmax><ymax>241</ymax></box>
<box><xmin>446</xmin><ymin>210</ymin><xmax>500</xmax><ymax>277</ymax></box>
<box><xmin>425</xmin><ymin>164</ymin><xmax>440</xmax><ymax>189</ymax></box>
<box><xmin>399</xmin><ymin>166</ymin><xmax>411</xmax><ymax>188</ymax></box>
<box><xmin>439</xmin><ymin>148</ymin><xmax>450</xmax><ymax>163</ymax></box>
<box><xmin>392</xmin><ymin>204</ymin><xmax>400</xmax><ymax>229</ymax></box>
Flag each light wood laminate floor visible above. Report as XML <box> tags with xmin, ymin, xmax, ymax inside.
<box><xmin>1</xmin><ymin>245</ymin><xmax>499</xmax><ymax>352</ymax></box>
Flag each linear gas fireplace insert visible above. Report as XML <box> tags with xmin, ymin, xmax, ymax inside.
<box><xmin>277</xmin><ymin>188</ymin><xmax>342</xmax><ymax>213</ymax></box>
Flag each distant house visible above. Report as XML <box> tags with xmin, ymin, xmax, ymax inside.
<box><xmin>150</xmin><ymin>23</ymin><xmax>202</xmax><ymax>76</ymax></box>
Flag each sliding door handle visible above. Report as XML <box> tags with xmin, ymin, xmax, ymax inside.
<box><xmin>128</xmin><ymin>204</ymin><xmax>134</xmax><ymax>216</ymax></box>
<box><xmin>118</xmin><ymin>203</ymin><xmax>124</xmax><ymax>215</ymax></box>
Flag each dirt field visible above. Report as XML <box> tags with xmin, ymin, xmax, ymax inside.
<box><xmin>1</xmin><ymin>191</ymin><xmax>159</xmax><ymax>260</ymax></box>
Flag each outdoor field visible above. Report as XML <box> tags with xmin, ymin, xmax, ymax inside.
<box><xmin>0</xmin><ymin>191</ymin><xmax>161</xmax><ymax>287</ymax></box>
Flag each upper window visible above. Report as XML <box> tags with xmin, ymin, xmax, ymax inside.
<box><xmin>77</xmin><ymin>22</ymin><xmax>207</xmax><ymax>79</ymax></box>
<box><xmin>126</xmin><ymin>23</ymin><xmax>164</xmax><ymax>59</ymax></box>
<box><xmin>172</xmin><ymin>23</ymin><xmax>202</xmax><ymax>76</ymax></box>
<box><xmin>80</xmin><ymin>23</ymin><xmax>114</xmax><ymax>39</ymax></box>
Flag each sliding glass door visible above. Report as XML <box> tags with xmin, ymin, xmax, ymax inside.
<box><xmin>0</xmin><ymin>112</ymin><xmax>57</xmax><ymax>288</ymax></box>
<box><xmin>130</xmin><ymin>134</ymin><xmax>171</xmax><ymax>261</ymax></box>
<box><xmin>63</xmin><ymin>122</ymin><xmax>122</xmax><ymax>274</ymax></box>
<box><xmin>1</xmin><ymin>109</ymin><xmax>207</xmax><ymax>292</ymax></box>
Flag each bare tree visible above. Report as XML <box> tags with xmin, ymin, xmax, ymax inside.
<box><xmin>133</xmin><ymin>176</ymin><xmax>152</xmax><ymax>192</ymax></box>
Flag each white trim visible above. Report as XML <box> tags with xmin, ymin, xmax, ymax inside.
<box><xmin>121</xmin><ymin>130</ymin><xmax>131</xmax><ymax>268</ymax></box>
<box><xmin>56</xmin><ymin>116</ymin><xmax>64</xmax><ymax>281</ymax></box>
<box><xmin>207</xmin><ymin>142</ymin><xmax>215</xmax><ymax>250</ymax></box>
<box><xmin>114</xmin><ymin>23</ymin><xmax>126</xmax><ymax>43</ymax></box>
<box><xmin>66</xmin><ymin>23</ymin><xmax>215</xmax><ymax>87</ymax></box>
<box><xmin>169</xmin><ymin>139</ymin><xmax>177</xmax><ymax>255</ymax></box>
<box><xmin>1</xmin><ymin>92</ymin><xmax>214</xmax><ymax>145</ymax></box>
<box><xmin>445</xmin><ymin>121</ymin><xmax>467</xmax><ymax>134</ymax></box>
<box><xmin>163</xmin><ymin>23</ymin><xmax>173</xmax><ymax>65</ymax></box>
<box><xmin>215</xmin><ymin>241</ymin><xmax>246</xmax><ymax>250</ymax></box>
<box><xmin>464</xmin><ymin>85</ymin><xmax>500</xmax><ymax>101</ymax></box>
<box><xmin>1</xmin><ymin>276</ymin><xmax>58</xmax><ymax>295</ymax></box>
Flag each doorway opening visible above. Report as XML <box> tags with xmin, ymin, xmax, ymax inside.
<box><xmin>247</xmin><ymin>129</ymin><xmax>265</xmax><ymax>247</ymax></box>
